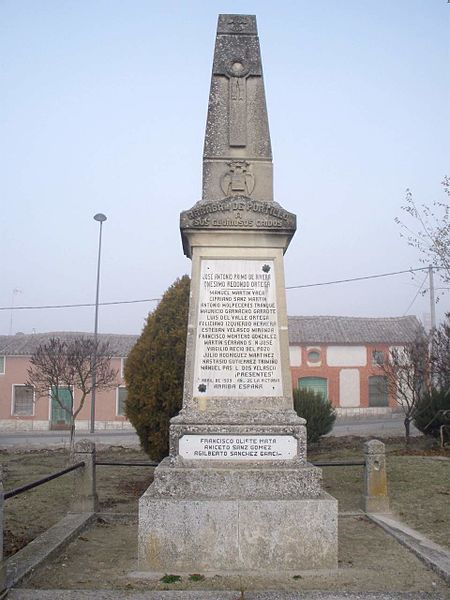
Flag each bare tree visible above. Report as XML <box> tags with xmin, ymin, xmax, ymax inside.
<box><xmin>395</xmin><ymin>176</ymin><xmax>450</xmax><ymax>292</ymax></box>
<box><xmin>27</xmin><ymin>337</ymin><xmax>118</xmax><ymax>450</ymax></box>
<box><xmin>377</xmin><ymin>332</ymin><xmax>430</xmax><ymax>444</ymax></box>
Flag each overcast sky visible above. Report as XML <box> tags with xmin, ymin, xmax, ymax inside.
<box><xmin>1</xmin><ymin>0</ymin><xmax>449</xmax><ymax>336</ymax></box>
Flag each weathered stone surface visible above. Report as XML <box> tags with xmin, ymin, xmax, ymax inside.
<box><xmin>150</xmin><ymin>459</ymin><xmax>322</xmax><ymax>499</ymax></box>
<box><xmin>368</xmin><ymin>513</ymin><xmax>450</xmax><ymax>586</ymax></box>
<box><xmin>180</xmin><ymin>202</ymin><xmax>296</xmax><ymax>257</ymax></box>
<box><xmin>138</xmin><ymin>14</ymin><xmax>338</xmax><ymax>575</ymax></box>
<box><xmin>180</xmin><ymin>15</ymin><xmax>296</xmax><ymax>257</ymax></box>
<box><xmin>70</xmin><ymin>439</ymin><xmax>98</xmax><ymax>514</ymax></box>
<box><xmin>179</xmin><ymin>240</ymin><xmax>295</xmax><ymax>412</ymax></box>
<box><xmin>171</xmin><ymin>408</ymin><xmax>303</xmax><ymax>425</ymax></box>
<box><xmin>168</xmin><ymin>418</ymin><xmax>308</xmax><ymax>464</ymax></box>
<box><xmin>8</xmin><ymin>590</ymin><xmax>449</xmax><ymax>599</ymax></box>
<box><xmin>202</xmin><ymin>15</ymin><xmax>272</xmax><ymax>205</ymax></box>
<box><xmin>5</xmin><ymin>513</ymin><xmax>95</xmax><ymax>589</ymax></box>
<box><xmin>237</xmin><ymin>498</ymin><xmax>337</xmax><ymax>571</ymax></box>
<box><xmin>139</xmin><ymin>499</ymin><xmax>238</xmax><ymax>572</ymax></box>
<box><xmin>362</xmin><ymin>439</ymin><xmax>389</xmax><ymax>513</ymax></box>
<box><xmin>138</xmin><ymin>495</ymin><xmax>338</xmax><ymax>572</ymax></box>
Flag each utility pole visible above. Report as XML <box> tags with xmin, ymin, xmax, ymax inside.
<box><xmin>428</xmin><ymin>265</ymin><xmax>437</xmax><ymax>389</ymax></box>
<box><xmin>428</xmin><ymin>265</ymin><xmax>436</xmax><ymax>332</ymax></box>
<box><xmin>9</xmin><ymin>288</ymin><xmax>22</xmax><ymax>335</ymax></box>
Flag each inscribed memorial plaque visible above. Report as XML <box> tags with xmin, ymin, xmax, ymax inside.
<box><xmin>193</xmin><ymin>259</ymin><xmax>282</xmax><ymax>397</ymax></box>
<box><xmin>179</xmin><ymin>434</ymin><xmax>296</xmax><ymax>460</ymax></box>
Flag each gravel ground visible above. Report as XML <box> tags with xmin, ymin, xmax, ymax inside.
<box><xmin>20</xmin><ymin>515</ymin><xmax>450</xmax><ymax>596</ymax></box>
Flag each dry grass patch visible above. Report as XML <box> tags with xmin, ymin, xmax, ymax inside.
<box><xmin>2</xmin><ymin>436</ymin><xmax>449</xmax><ymax>559</ymax></box>
<box><xmin>0</xmin><ymin>446</ymin><xmax>152</xmax><ymax>558</ymax></box>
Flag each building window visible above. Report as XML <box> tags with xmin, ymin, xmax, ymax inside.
<box><xmin>307</xmin><ymin>350</ymin><xmax>321</xmax><ymax>363</ymax></box>
<box><xmin>368</xmin><ymin>376</ymin><xmax>388</xmax><ymax>407</ymax></box>
<box><xmin>372</xmin><ymin>351</ymin><xmax>385</xmax><ymax>366</ymax></box>
<box><xmin>12</xmin><ymin>385</ymin><xmax>34</xmax><ymax>416</ymax></box>
<box><xmin>0</xmin><ymin>356</ymin><xmax>5</xmax><ymax>374</ymax></box>
<box><xmin>298</xmin><ymin>377</ymin><xmax>328</xmax><ymax>399</ymax></box>
<box><xmin>117</xmin><ymin>386</ymin><xmax>128</xmax><ymax>416</ymax></box>
<box><xmin>121</xmin><ymin>358</ymin><xmax>126</xmax><ymax>379</ymax></box>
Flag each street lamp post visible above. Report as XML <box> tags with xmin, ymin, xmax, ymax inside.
<box><xmin>90</xmin><ymin>213</ymin><xmax>107</xmax><ymax>434</ymax></box>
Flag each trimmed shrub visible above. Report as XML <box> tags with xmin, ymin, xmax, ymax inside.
<box><xmin>124</xmin><ymin>275</ymin><xmax>190</xmax><ymax>461</ymax></box>
<box><xmin>293</xmin><ymin>388</ymin><xmax>337</xmax><ymax>443</ymax></box>
<box><xmin>413</xmin><ymin>388</ymin><xmax>450</xmax><ymax>439</ymax></box>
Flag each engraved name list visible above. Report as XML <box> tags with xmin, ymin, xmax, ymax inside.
<box><xmin>193</xmin><ymin>259</ymin><xmax>282</xmax><ymax>397</ymax></box>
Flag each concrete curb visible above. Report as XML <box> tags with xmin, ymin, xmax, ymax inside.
<box><xmin>5</xmin><ymin>512</ymin><xmax>95</xmax><ymax>589</ymax></box>
<box><xmin>367</xmin><ymin>513</ymin><xmax>450</xmax><ymax>585</ymax></box>
<box><xmin>5</xmin><ymin>589</ymin><xmax>446</xmax><ymax>599</ymax></box>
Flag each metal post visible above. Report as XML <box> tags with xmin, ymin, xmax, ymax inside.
<box><xmin>90</xmin><ymin>213</ymin><xmax>107</xmax><ymax>434</ymax></box>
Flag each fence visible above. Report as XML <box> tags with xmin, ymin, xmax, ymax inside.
<box><xmin>3</xmin><ymin>463</ymin><xmax>85</xmax><ymax>501</ymax></box>
<box><xmin>0</xmin><ymin>438</ymin><xmax>390</xmax><ymax>592</ymax></box>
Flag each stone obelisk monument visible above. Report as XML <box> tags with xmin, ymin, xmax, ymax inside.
<box><xmin>139</xmin><ymin>14</ymin><xmax>338</xmax><ymax>574</ymax></box>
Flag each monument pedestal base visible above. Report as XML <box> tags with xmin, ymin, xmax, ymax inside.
<box><xmin>138</xmin><ymin>491</ymin><xmax>338</xmax><ymax>573</ymax></box>
<box><xmin>138</xmin><ymin>411</ymin><xmax>338</xmax><ymax>574</ymax></box>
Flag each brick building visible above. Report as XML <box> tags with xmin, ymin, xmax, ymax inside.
<box><xmin>0</xmin><ymin>332</ymin><xmax>136</xmax><ymax>431</ymax></box>
<box><xmin>0</xmin><ymin>315</ymin><xmax>420</xmax><ymax>430</ymax></box>
<box><xmin>288</xmin><ymin>315</ymin><xmax>420</xmax><ymax>416</ymax></box>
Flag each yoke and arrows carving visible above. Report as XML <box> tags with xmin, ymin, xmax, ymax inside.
<box><xmin>221</xmin><ymin>161</ymin><xmax>255</xmax><ymax>196</ymax></box>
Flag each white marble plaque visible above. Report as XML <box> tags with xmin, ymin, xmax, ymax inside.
<box><xmin>179</xmin><ymin>434</ymin><xmax>296</xmax><ymax>460</ymax></box>
<box><xmin>193</xmin><ymin>259</ymin><xmax>282</xmax><ymax>397</ymax></box>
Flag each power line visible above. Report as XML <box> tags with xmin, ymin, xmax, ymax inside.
<box><xmin>0</xmin><ymin>266</ymin><xmax>439</xmax><ymax>312</ymax></box>
<box><xmin>0</xmin><ymin>298</ymin><xmax>161</xmax><ymax>312</ymax></box>
<box><xmin>402</xmin><ymin>272</ymin><xmax>428</xmax><ymax>316</ymax></box>
<box><xmin>285</xmin><ymin>266</ymin><xmax>429</xmax><ymax>290</ymax></box>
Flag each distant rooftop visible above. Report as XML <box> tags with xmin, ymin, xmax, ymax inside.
<box><xmin>0</xmin><ymin>315</ymin><xmax>421</xmax><ymax>356</ymax></box>
<box><xmin>0</xmin><ymin>332</ymin><xmax>138</xmax><ymax>357</ymax></box>
<box><xmin>288</xmin><ymin>315</ymin><xmax>421</xmax><ymax>345</ymax></box>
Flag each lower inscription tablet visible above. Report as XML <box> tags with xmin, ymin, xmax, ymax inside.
<box><xmin>179</xmin><ymin>434</ymin><xmax>296</xmax><ymax>460</ymax></box>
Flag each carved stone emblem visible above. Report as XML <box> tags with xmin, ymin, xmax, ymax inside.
<box><xmin>221</xmin><ymin>161</ymin><xmax>255</xmax><ymax>196</ymax></box>
<box><xmin>226</xmin><ymin>16</ymin><xmax>251</xmax><ymax>32</ymax></box>
<box><xmin>226</xmin><ymin>60</ymin><xmax>250</xmax><ymax>78</ymax></box>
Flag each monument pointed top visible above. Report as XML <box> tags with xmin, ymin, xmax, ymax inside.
<box><xmin>180</xmin><ymin>14</ymin><xmax>296</xmax><ymax>258</ymax></box>
<box><xmin>202</xmin><ymin>14</ymin><xmax>272</xmax><ymax>201</ymax></box>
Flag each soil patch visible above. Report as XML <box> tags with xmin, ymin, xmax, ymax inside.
<box><xmin>2</xmin><ymin>436</ymin><xmax>450</xmax><ymax>566</ymax></box>
<box><xmin>22</xmin><ymin>516</ymin><xmax>450</xmax><ymax>596</ymax></box>
<box><xmin>0</xmin><ymin>446</ymin><xmax>152</xmax><ymax>558</ymax></box>
<box><xmin>309</xmin><ymin>437</ymin><xmax>450</xmax><ymax>551</ymax></box>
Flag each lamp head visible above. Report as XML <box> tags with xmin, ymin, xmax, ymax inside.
<box><xmin>94</xmin><ymin>213</ymin><xmax>107</xmax><ymax>223</ymax></box>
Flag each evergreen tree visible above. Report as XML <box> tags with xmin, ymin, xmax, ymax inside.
<box><xmin>293</xmin><ymin>388</ymin><xmax>336</xmax><ymax>444</ymax></box>
<box><xmin>124</xmin><ymin>275</ymin><xmax>190</xmax><ymax>460</ymax></box>
<box><xmin>413</xmin><ymin>388</ymin><xmax>450</xmax><ymax>442</ymax></box>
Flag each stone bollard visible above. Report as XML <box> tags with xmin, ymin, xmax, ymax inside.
<box><xmin>362</xmin><ymin>439</ymin><xmax>390</xmax><ymax>514</ymax></box>
<box><xmin>0</xmin><ymin>465</ymin><xmax>6</xmax><ymax>592</ymax></box>
<box><xmin>70</xmin><ymin>440</ymin><xmax>98</xmax><ymax>514</ymax></box>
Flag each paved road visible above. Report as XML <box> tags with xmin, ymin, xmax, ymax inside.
<box><xmin>0</xmin><ymin>429</ymin><xmax>140</xmax><ymax>448</ymax></box>
<box><xmin>0</xmin><ymin>414</ymin><xmax>416</xmax><ymax>448</ymax></box>
<box><xmin>331</xmin><ymin>414</ymin><xmax>418</xmax><ymax>438</ymax></box>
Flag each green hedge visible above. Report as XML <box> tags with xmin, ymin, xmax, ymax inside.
<box><xmin>124</xmin><ymin>275</ymin><xmax>190</xmax><ymax>461</ymax></box>
<box><xmin>413</xmin><ymin>388</ymin><xmax>450</xmax><ymax>440</ymax></box>
<box><xmin>293</xmin><ymin>388</ymin><xmax>337</xmax><ymax>443</ymax></box>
